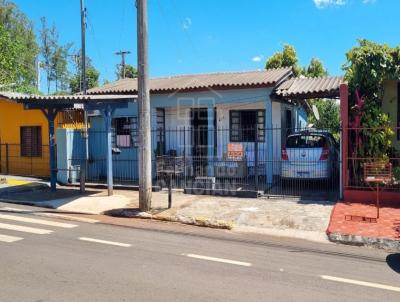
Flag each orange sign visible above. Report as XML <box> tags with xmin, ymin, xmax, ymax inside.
<box><xmin>227</xmin><ymin>143</ymin><xmax>244</xmax><ymax>159</ymax></box>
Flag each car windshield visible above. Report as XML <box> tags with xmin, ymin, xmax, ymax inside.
<box><xmin>286</xmin><ymin>135</ymin><xmax>326</xmax><ymax>148</ymax></box>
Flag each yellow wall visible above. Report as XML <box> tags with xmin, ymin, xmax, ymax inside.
<box><xmin>382</xmin><ymin>80</ymin><xmax>399</xmax><ymax>150</ymax></box>
<box><xmin>0</xmin><ymin>98</ymin><xmax>62</xmax><ymax>177</ymax></box>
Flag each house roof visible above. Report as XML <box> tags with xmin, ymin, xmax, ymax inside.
<box><xmin>273</xmin><ymin>76</ymin><xmax>345</xmax><ymax>100</ymax></box>
<box><xmin>0</xmin><ymin>92</ymin><xmax>136</xmax><ymax>103</ymax></box>
<box><xmin>87</xmin><ymin>67</ymin><xmax>293</xmax><ymax>95</ymax></box>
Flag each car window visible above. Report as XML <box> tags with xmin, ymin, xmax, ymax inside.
<box><xmin>286</xmin><ymin>135</ymin><xmax>326</xmax><ymax>148</ymax></box>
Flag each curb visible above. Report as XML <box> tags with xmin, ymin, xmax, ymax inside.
<box><xmin>327</xmin><ymin>232</ymin><xmax>400</xmax><ymax>252</ymax></box>
<box><xmin>104</xmin><ymin>208</ymin><xmax>233</xmax><ymax>230</ymax></box>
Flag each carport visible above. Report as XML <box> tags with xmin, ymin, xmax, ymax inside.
<box><xmin>272</xmin><ymin>76</ymin><xmax>348</xmax><ymax>199</ymax></box>
<box><xmin>0</xmin><ymin>93</ymin><xmax>136</xmax><ymax>195</ymax></box>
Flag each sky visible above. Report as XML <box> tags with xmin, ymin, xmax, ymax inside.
<box><xmin>13</xmin><ymin>0</ymin><xmax>400</xmax><ymax>90</ymax></box>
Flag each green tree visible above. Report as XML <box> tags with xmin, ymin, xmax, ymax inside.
<box><xmin>308</xmin><ymin>100</ymin><xmax>340</xmax><ymax>132</ymax></box>
<box><xmin>265</xmin><ymin>44</ymin><xmax>328</xmax><ymax>78</ymax></box>
<box><xmin>0</xmin><ymin>0</ymin><xmax>38</xmax><ymax>91</ymax></box>
<box><xmin>304</xmin><ymin>58</ymin><xmax>328</xmax><ymax>77</ymax></box>
<box><xmin>39</xmin><ymin>17</ymin><xmax>71</xmax><ymax>93</ymax></box>
<box><xmin>50</xmin><ymin>43</ymin><xmax>72</xmax><ymax>92</ymax></box>
<box><xmin>343</xmin><ymin>39</ymin><xmax>399</xmax><ymax>158</ymax></box>
<box><xmin>116</xmin><ymin>64</ymin><xmax>138</xmax><ymax>79</ymax></box>
<box><xmin>266</xmin><ymin>44</ymin><xmax>302</xmax><ymax>76</ymax></box>
<box><xmin>69</xmin><ymin>54</ymin><xmax>100</xmax><ymax>93</ymax></box>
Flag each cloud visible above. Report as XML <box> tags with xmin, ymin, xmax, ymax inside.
<box><xmin>252</xmin><ymin>55</ymin><xmax>264</xmax><ymax>62</ymax></box>
<box><xmin>313</xmin><ymin>0</ymin><xmax>347</xmax><ymax>8</ymax></box>
<box><xmin>362</xmin><ymin>0</ymin><xmax>376</xmax><ymax>3</ymax></box>
<box><xmin>183</xmin><ymin>17</ymin><xmax>192</xmax><ymax>30</ymax></box>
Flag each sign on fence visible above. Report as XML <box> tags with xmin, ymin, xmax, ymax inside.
<box><xmin>227</xmin><ymin>143</ymin><xmax>244</xmax><ymax>159</ymax></box>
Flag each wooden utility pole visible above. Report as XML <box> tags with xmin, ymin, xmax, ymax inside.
<box><xmin>137</xmin><ymin>0</ymin><xmax>152</xmax><ymax>211</ymax></box>
<box><xmin>115</xmin><ymin>50</ymin><xmax>131</xmax><ymax>79</ymax></box>
<box><xmin>80</xmin><ymin>0</ymin><xmax>89</xmax><ymax>192</ymax></box>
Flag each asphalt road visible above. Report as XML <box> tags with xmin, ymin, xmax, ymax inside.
<box><xmin>0</xmin><ymin>203</ymin><xmax>399</xmax><ymax>302</ymax></box>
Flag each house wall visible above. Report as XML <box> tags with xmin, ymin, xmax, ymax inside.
<box><xmin>0</xmin><ymin>98</ymin><xmax>64</xmax><ymax>177</ymax></box>
<box><xmin>59</xmin><ymin>87</ymin><xmax>302</xmax><ymax>182</ymax></box>
<box><xmin>382</xmin><ymin>80</ymin><xmax>400</xmax><ymax>150</ymax></box>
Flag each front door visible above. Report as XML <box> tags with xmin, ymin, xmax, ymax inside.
<box><xmin>191</xmin><ymin>108</ymin><xmax>208</xmax><ymax>176</ymax></box>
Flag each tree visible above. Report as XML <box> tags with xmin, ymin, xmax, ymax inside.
<box><xmin>39</xmin><ymin>17</ymin><xmax>71</xmax><ymax>93</ymax></box>
<box><xmin>266</xmin><ymin>44</ymin><xmax>302</xmax><ymax>76</ymax></box>
<box><xmin>69</xmin><ymin>53</ymin><xmax>100</xmax><ymax>93</ymax></box>
<box><xmin>343</xmin><ymin>39</ymin><xmax>399</xmax><ymax>158</ymax></box>
<box><xmin>50</xmin><ymin>43</ymin><xmax>72</xmax><ymax>92</ymax></box>
<box><xmin>0</xmin><ymin>0</ymin><xmax>38</xmax><ymax>91</ymax></box>
<box><xmin>116</xmin><ymin>64</ymin><xmax>138</xmax><ymax>79</ymax></box>
<box><xmin>308</xmin><ymin>99</ymin><xmax>340</xmax><ymax>132</ymax></box>
<box><xmin>304</xmin><ymin>58</ymin><xmax>327</xmax><ymax>77</ymax></box>
<box><xmin>265</xmin><ymin>44</ymin><xmax>329</xmax><ymax>78</ymax></box>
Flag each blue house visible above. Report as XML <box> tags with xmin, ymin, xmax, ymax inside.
<box><xmin>57</xmin><ymin>67</ymin><xmax>311</xmax><ymax>192</ymax></box>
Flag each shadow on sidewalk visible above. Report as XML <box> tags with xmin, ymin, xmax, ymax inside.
<box><xmin>0</xmin><ymin>183</ymin><xmax>103</xmax><ymax>209</ymax></box>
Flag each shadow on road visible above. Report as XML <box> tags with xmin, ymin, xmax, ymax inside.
<box><xmin>386</xmin><ymin>254</ymin><xmax>400</xmax><ymax>274</ymax></box>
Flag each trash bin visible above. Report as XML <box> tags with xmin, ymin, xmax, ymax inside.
<box><xmin>69</xmin><ymin>165</ymin><xmax>80</xmax><ymax>183</ymax></box>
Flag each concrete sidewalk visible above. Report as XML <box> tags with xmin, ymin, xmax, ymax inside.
<box><xmin>0</xmin><ymin>176</ymin><xmax>334</xmax><ymax>243</ymax></box>
<box><xmin>106</xmin><ymin>190</ymin><xmax>334</xmax><ymax>243</ymax></box>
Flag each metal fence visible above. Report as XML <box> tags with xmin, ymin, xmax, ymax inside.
<box><xmin>64</xmin><ymin>127</ymin><xmax>341</xmax><ymax>200</ymax></box>
<box><xmin>0</xmin><ymin>143</ymin><xmax>50</xmax><ymax>177</ymax></box>
<box><xmin>154</xmin><ymin>127</ymin><xmax>340</xmax><ymax>200</ymax></box>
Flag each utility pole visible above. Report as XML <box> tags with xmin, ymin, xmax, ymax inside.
<box><xmin>36</xmin><ymin>60</ymin><xmax>42</xmax><ymax>92</ymax></box>
<box><xmin>80</xmin><ymin>0</ymin><xmax>89</xmax><ymax>192</ymax></box>
<box><xmin>137</xmin><ymin>0</ymin><xmax>152</xmax><ymax>211</ymax></box>
<box><xmin>115</xmin><ymin>50</ymin><xmax>131</xmax><ymax>79</ymax></box>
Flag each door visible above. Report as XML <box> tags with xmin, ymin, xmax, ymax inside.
<box><xmin>191</xmin><ymin>108</ymin><xmax>208</xmax><ymax>176</ymax></box>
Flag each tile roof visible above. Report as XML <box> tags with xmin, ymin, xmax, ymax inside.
<box><xmin>273</xmin><ymin>76</ymin><xmax>345</xmax><ymax>99</ymax></box>
<box><xmin>87</xmin><ymin>67</ymin><xmax>293</xmax><ymax>94</ymax></box>
<box><xmin>0</xmin><ymin>92</ymin><xmax>136</xmax><ymax>103</ymax></box>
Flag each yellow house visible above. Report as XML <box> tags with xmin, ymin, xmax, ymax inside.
<box><xmin>0</xmin><ymin>96</ymin><xmax>84</xmax><ymax>177</ymax></box>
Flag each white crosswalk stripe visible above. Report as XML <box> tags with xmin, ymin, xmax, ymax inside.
<box><xmin>0</xmin><ymin>214</ymin><xmax>78</xmax><ymax>228</ymax></box>
<box><xmin>1</xmin><ymin>207</ymin><xmax>99</xmax><ymax>223</ymax></box>
<box><xmin>0</xmin><ymin>208</ymin><xmax>83</xmax><ymax>244</ymax></box>
<box><xmin>0</xmin><ymin>234</ymin><xmax>23</xmax><ymax>243</ymax></box>
<box><xmin>0</xmin><ymin>222</ymin><xmax>53</xmax><ymax>235</ymax></box>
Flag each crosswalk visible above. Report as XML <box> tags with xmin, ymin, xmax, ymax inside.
<box><xmin>0</xmin><ymin>211</ymin><xmax>78</xmax><ymax>243</ymax></box>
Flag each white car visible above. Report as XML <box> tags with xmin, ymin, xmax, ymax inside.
<box><xmin>281</xmin><ymin>131</ymin><xmax>338</xmax><ymax>180</ymax></box>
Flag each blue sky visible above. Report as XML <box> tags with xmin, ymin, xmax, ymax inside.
<box><xmin>14</xmin><ymin>0</ymin><xmax>400</xmax><ymax>88</ymax></box>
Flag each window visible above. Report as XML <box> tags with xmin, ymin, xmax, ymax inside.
<box><xmin>230</xmin><ymin>110</ymin><xmax>265</xmax><ymax>142</ymax></box>
<box><xmin>20</xmin><ymin>126</ymin><xmax>42</xmax><ymax>157</ymax></box>
<box><xmin>112</xmin><ymin>117</ymin><xmax>138</xmax><ymax>148</ymax></box>
<box><xmin>286</xmin><ymin>135</ymin><xmax>326</xmax><ymax>148</ymax></box>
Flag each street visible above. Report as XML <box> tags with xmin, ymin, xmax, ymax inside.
<box><xmin>0</xmin><ymin>203</ymin><xmax>399</xmax><ymax>302</ymax></box>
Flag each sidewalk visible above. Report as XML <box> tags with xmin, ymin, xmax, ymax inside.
<box><xmin>0</xmin><ymin>176</ymin><xmax>334</xmax><ymax>243</ymax></box>
<box><xmin>0</xmin><ymin>176</ymin><xmax>133</xmax><ymax>214</ymax></box>
<box><xmin>327</xmin><ymin>200</ymin><xmax>400</xmax><ymax>251</ymax></box>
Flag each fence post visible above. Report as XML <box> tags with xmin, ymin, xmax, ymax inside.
<box><xmin>254</xmin><ymin>127</ymin><xmax>259</xmax><ymax>192</ymax></box>
<box><xmin>5</xmin><ymin>143</ymin><xmax>9</xmax><ymax>175</ymax></box>
<box><xmin>183</xmin><ymin>127</ymin><xmax>186</xmax><ymax>188</ymax></box>
<box><xmin>0</xmin><ymin>143</ymin><xmax>2</xmax><ymax>173</ymax></box>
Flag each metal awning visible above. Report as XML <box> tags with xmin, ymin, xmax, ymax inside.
<box><xmin>272</xmin><ymin>76</ymin><xmax>345</xmax><ymax>100</ymax></box>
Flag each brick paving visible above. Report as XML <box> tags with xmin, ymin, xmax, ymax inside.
<box><xmin>327</xmin><ymin>200</ymin><xmax>400</xmax><ymax>240</ymax></box>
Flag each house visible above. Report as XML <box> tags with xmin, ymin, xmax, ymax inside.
<box><xmin>57</xmin><ymin>68</ymin><xmax>301</xmax><ymax>187</ymax></box>
<box><xmin>0</xmin><ymin>92</ymin><xmax>85</xmax><ymax>177</ymax></box>
<box><xmin>382</xmin><ymin>80</ymin><xmax>400</xmax><ymax>151</ymax></box>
